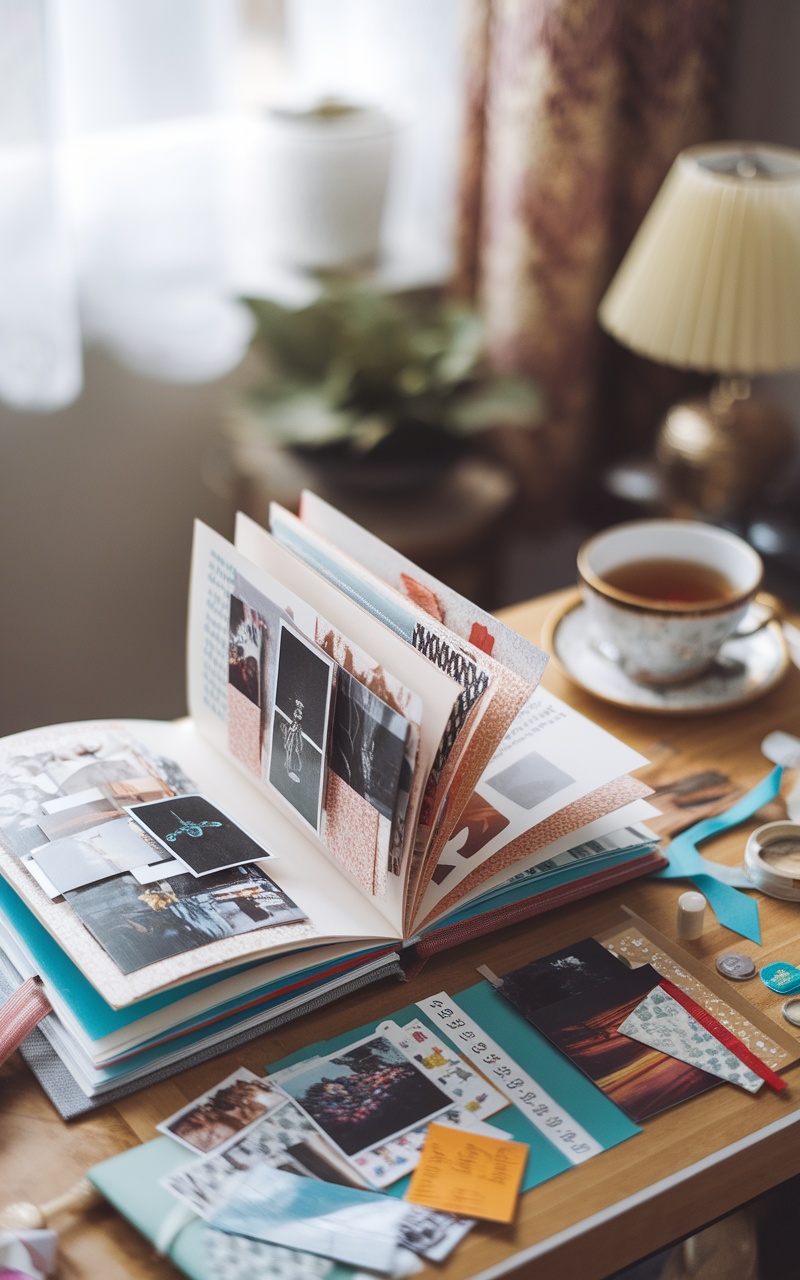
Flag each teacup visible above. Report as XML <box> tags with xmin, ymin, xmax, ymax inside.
<box><xmin>577</xmin><ymin>520</ymin><xmax>767</xmax><ymax>685</ymax></box>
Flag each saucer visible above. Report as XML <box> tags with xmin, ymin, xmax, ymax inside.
<box><xmin>543</xmin><ymin>591</ymin><xmax>789</xmax><ymax>715</ymax></box>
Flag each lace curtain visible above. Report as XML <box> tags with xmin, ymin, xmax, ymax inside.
<box><xmin>0</xmin><ymin>0</ymin><xmax>462</xmax><ymax>412</ymax></box>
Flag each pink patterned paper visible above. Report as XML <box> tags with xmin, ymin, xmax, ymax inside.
<box><xmin>227</xmin><ymin>685</ymin><xmax>261</xmax><ymax>777</ymax></box>
<box><xmin>323</xmin><ymin>772</ymin><xmax>380</xmax><ymax>896</ymax></box>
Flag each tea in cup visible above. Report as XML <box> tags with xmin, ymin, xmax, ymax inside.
<box><xmin>577</xmin><ymin>520</ymin><xmax>767</xmax><ymax>684</ymax></box>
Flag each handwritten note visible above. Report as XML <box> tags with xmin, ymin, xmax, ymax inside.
<box><xmin>406</xmin><ymin>1123</ymin><xmax>528</xmax><ymax>1223</ymax></box>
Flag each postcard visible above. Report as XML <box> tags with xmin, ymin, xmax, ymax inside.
<box><xmin>158</xmin><ymin>1067</ymin><xmax>287</xmax><ymax>1154</ymax></box>
<box><xmin>503</xmin><ymin>956</ymin><xmax>719</xmax><ymax>1122</ymax></box>
<box><xmin>65</xmin><ymin>864</ymin><xmax>307</xmax><ymax>975</ymax></box>
<box><xmin>268</xmin><ymin>622</ymin><xmax>334</xmax><ymax>834</ymax></box>
<box><xmin>31</xmin><ymin>815</ymin><xmax>168</xmax><ymax>896</ymax></box>
<box><xmin>127</xmin><ymin>793</ymin><xmax>274</xmax><ymax>877</ymax></box>
<box><xmin>495</xmin><ymin>938</ymin><xmax>625</xmax><ymax>1016</ymax></box>
<box><xmin>272</xmin><ymin>1031</ymin><xmax>454</xmax><ymax>1179</ymax></box>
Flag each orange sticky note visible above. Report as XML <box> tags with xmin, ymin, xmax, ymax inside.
<box><xmin>405</xmin><ymin>1123</ymin><xmax>528</xmax><ymax>1223</ymax></box>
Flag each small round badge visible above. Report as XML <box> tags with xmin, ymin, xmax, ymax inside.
<box><xmin>782</xmin><ymin>998</ymin><xmax>800</xmax><ymax>1027</ymax></box>
<box><xmin>715</xmin><ymin>953</ymin><xmax>757</xmax><ymax>981</ymax></box>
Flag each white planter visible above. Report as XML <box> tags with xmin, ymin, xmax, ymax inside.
<box><xmin>262</xmin><ymin>104</ymin><xmax>395</xmax><ymax>270</ymax></box>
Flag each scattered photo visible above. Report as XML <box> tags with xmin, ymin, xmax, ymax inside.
<box><xmin>505</xmin><ymin>957</ymin><xmax>719</xmax><ymax>1122</ymax></box>
<box><xmin>159</xmin><ymin>1067</ymin><xmax>286</xmax><ymax>1154</ymax></box>
<box><xmin>30</xmin><ymin>812</ymin><xmax>164</xmax><ymax>895</ymax></box>
<box><xmin>268</xmin><ymin>622</ymin><xmax>333</xmax><ymax>832</ymax></box>
<box><xmin>329</xmin><ymin>668</ymin><xmax>409</xmax><ymax>820</ymax></box>
<box><xmin>162</xmin><ymin>1099</ymin><xmax>347</xmax><ymax>1218</ymax></box>
<box><xmin>485</xmin><ymin>749</ymin><xmax>574</xmax><ymax>810</ymax></box>
<box><xmin>276</xmin><ymin>1032</ymin><xmax>452</xmax><ymax>1162</ymax></box>
<box><xmin>127</xmin><ymin>794</ymin><xmax>273</xmax><ymax>877</ymax></box>
<box><xmin>65</xmin><ymin>864</ymin><xmax>307</xmax><ymax>974</ymax></box>
<box><xmin>497</xmin><ymin>938</ymin><xmax>626</xmax><ymax>1016</ymax></box>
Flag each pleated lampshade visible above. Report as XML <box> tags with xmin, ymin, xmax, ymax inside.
<box><xmin>598</xmin><ymin>142</ymin><xmax>800</xmax><ymax>375</ymax></box>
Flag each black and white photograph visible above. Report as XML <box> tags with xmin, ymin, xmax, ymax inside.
<box><xmin>268</xmin><ymin>622</ymin><xmax>333</xmax><ymax>832</ymax></box>
<box><xmin>30</xmin><ymin>815</ymin><xmax>166</xmax><ymax>895</ymax></box>
<box><xmin>127</xmin><ymin>793</ymin><xmax>274</xmax><ymax>877</ymax></box>
<box><xmin>277</xmin><ymin>1033</ymin><xmax>452</xmax><ymax>1159</ymax></box>
<box><xmin>329</xmin><ymin>668</ymin><xmax>409</xmax><ymax>820</ymax></box>
<box><xmin>485</xmin><ymin>749</ymin><xmax>574</xmax><ymax>810</ymax></box>
<box><xmin>64</xmin><ymin>864</ymin><xmax>307</xmax><ymax>974</ymax></box>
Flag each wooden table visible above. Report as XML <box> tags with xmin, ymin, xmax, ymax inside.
<box><xmin>3</xmin><ymin>589</ymin><xmax>800</xmax><ymax>1280</ymax></box>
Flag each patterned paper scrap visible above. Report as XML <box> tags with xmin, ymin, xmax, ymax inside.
<box><xmin>605</xmin><ymin>929</ymin><xmax>789</xmax><ymax>1071</ymax></box>
<box><xmin>619</xmin><ymin>986</ymin><xmax>763</xmax><ymax>1094</ymax></box>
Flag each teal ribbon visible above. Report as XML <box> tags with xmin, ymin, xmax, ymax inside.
<box><xmin>653</xmin><ymin>765</ymin><xmax>784</xmax><ymax>944</ymax></box>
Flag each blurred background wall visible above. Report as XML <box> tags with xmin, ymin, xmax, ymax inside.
<box><xmin>1</xmin><ymin>0</ymin><xmax>798</xmax><ymax>739</ymax></box>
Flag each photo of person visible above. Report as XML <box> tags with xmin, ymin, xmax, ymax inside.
<box><xmin>64</xmin><ymin>864</ymin><xmax>307</xmax><ymax>974</ymax></box>
<box><xmin>229</xmin><ymin>596</ymin><xmax>264</xmax><ymax>708</ymax></box>
<box><xmin>278</xmin><ymin>1034</ymin><xmax>452</xmax><ymax>1159</ymax></box>
<box><xmin>268</xmin><ymin>622</ymin><xmax>333</xmax><ymax>832</ymax></box>
<box><xmin>228</xmin><ymin>595</ymin><xmax>268</xmax><ymax>778</ymax></box>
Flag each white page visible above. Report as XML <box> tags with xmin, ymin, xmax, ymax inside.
<box><xmin>416</xmin><ymin>687</ymin><xmax>649</xmax><ymax>921</ymax></box>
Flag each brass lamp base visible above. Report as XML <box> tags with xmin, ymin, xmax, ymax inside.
<box><xmin>655</xmin><ymin>378</ymin><xmax>796</xmax><ymax>517</ymax></box>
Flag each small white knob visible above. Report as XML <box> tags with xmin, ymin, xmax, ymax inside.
<box><xmin>677</xmin><ymin>890</ymin><xmax>706</xmax><ymax>940</ymax></box>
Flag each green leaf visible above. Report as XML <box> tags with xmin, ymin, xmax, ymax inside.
<box><xmin>446</xmin><ymin>377</ymin><xmax>544</xmax><ymax>434</ymax></box>
<box><xmin>244</xmin><ymin>389</ymin><xmax>357</xmax><ymax>446</ymax></box>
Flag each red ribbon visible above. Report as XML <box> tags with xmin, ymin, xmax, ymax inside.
<box><xmin>659</xmin><ymin>977</ymin><xmax>786</xmax><ymax>1092</ymax></box>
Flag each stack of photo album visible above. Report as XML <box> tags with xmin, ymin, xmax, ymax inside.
<box><xmin>0</xmin><ymin>493</ymin><xmax>665</xmax><ymax>1116</ymax></box>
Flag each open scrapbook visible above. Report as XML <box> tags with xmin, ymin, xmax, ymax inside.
<box><xmin>0</xmin><ymin>493</ymin><xmax>664</xmax><ymax>1115</ymax></box>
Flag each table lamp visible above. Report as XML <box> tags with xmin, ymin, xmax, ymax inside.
<box><xmin>598</xmin><ymin>141</ymin><xmax>800</xmax><ymax>516</ymax></box>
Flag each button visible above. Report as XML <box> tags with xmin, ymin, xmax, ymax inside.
<box><xmin>715</xmin><ymin>953</ymin><xmax>757</xmax><ymax>981</ymax></box>
<box><xmin>782</xmin><ymin>998</ymin><xmax>800</xmax><ymax>1027</ymax></box>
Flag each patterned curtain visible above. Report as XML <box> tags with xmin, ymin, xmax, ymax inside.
<box><xmin>454</xmin><ymin>0</ymin><xmax>733</xmax><ymax>524</ymax></box>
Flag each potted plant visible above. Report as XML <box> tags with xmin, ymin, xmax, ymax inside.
<box><xmin>231</xmin><ymin>285</ymin><xmax>543</xmax><ymax>495</ymax></box>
